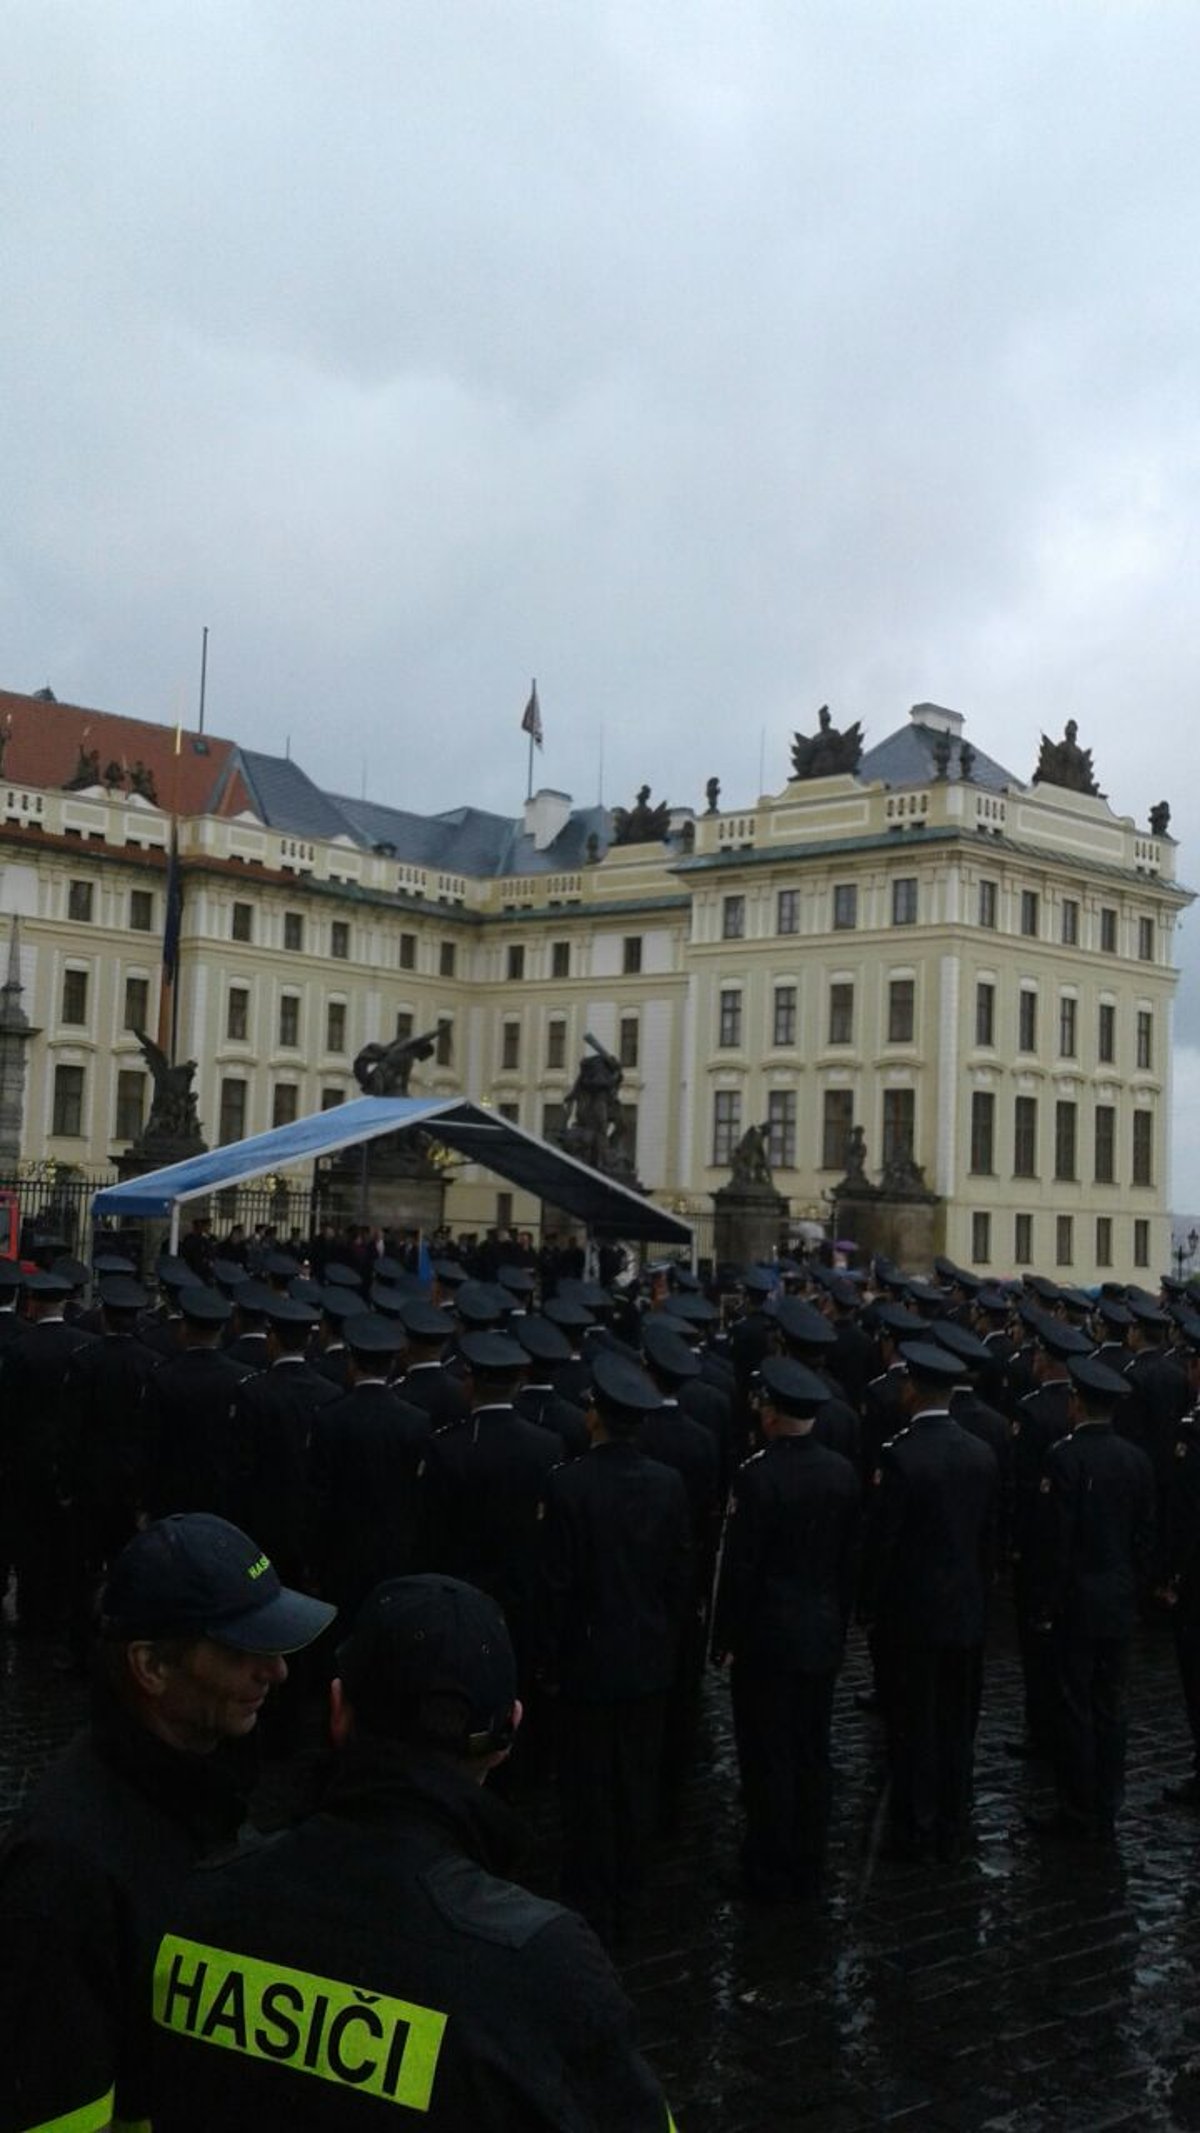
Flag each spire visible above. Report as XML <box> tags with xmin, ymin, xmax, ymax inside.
<box><xmin>0</xmin><ymin>914</ymin><xmax>29</xmax><ymax>1032</ymax></box>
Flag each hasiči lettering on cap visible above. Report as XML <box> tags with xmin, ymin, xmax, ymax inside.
<box><xmin>153</xmin><ymin>1935</ymin><xmax>447</xmax><ymax>2111</ymax></box>
<box><xmin>246</xmin><ymin>1554</ymin><xmax>271</xmax><ymax>1582</ymax></box>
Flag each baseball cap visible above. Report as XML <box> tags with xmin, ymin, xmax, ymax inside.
<box><xmin>101</xmin><ymin>1514</ymin><xmax>335</xmax><ymax>1653</ymax></box>
<box><xmin>336</xmin><ymin>1575</ymin><xmax>517</xmax><ymax>1750</ymax></box>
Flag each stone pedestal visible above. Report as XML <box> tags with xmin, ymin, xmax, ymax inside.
<box><xmin>831</xmin><ymin>1191</ymin><xmax>945</xmax><ymax>1276</ymax></box>
<box><xmin>712</xmin><ymin>1182</ymin><xmax>789</xmax><ymax>1270</ymax></box>
<box><xmin>325</xmin><ymin>1136</ymin><xmax>447</xmax><ymax>1235</ymax></box>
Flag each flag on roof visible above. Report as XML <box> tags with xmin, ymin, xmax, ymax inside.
<box><xmin>162</xmin><ymin>823</ymin><xmax>183</xmax><ymax>984</ymax></box>
<box><xmin>520</xmin><ymin>681</ymin><xmax>543</xmax><ymax>748</ymax></box>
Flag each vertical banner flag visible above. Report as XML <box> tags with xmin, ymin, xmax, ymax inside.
<box><xmin>521</xmin><ymin>681</ymin><xmax>543</xmax><ymax>748</ymax></box>
<box><xmin>163</xmin><ymin>822</ymin><xmax>183</xmax><ymax>985</ymax></box>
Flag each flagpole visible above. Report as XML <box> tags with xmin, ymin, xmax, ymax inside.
<box><xmin>526</xmin><ymin>675</ymin><xmax>536</xmax><ymax>802</ymax></box>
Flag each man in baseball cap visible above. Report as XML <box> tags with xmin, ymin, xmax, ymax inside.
<box><xmin>146</xmin><ymin>1575</ymin><xmax>676</xmax><ymax>2130</ymax></box>
<box><xmin>0</xmin><ymin>1514</ymin><xmax>334</xmax><ymax>2133</ymax></box>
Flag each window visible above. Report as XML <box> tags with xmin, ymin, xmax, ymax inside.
<box><xmin>1061</xmin><ymin>898</ymin><xmax>1079</xmax><ymax>946</ymax></box>
<box><xmin>1134</xmin><ymin>1219</ymin><xmax>1150</xmax><ymax>1268</ymax></box>
<box><xmin>1020</xmin><ymin>890</ymin><xmax>1039</xmax><ymax>938</ymax></box>
<box><xmin>1132</xmin><ymin>1111</ymin><xmax>1153</xmax><ymax>1187</ymax></box>
<box><xmin>887</xmin><ymin>978</ymin><xmax>915</xmax><ymax>1044</ymax></box>
<box><xmin>1098</xmin><ymin>1001</ymin><xmax>1116</xmax><ymax>1065</ymax></box>
<box><xmin>828</xmin><ymin>983</ymin><xmax>854</xmax><ymax>1045</ymax></box>
<box><xmin>1014</xmin><ymin>1212</ymin><xmax>1033</xmax><ymax>1266</ymax></box>
<box><xmin>326</xmin><ymin>1001</ymin><xmax>346</xmax><ymax>1053</ymax></box>
<box><xmin>439</xmin><ymin>940</ymin><xmax>456</xmax><ymax>978</ymax></box>
<box><xmin>231</xmin><ymin>902</ymin><xmax>253</xmax><ymax>943</ymax></box>
<box><xmin>278</xmin><ymin>994</ymin><xmax>301</xmax><ymax>1048</ymax></box>
<box><xmin>777</xmin><ymin>889</ymin><xmax>799</xmax><ymax>935</ymax></box>
<box><xmin>882</xmin><ymin>1089</ymin><xmax>915</xmax><ymax>1167</ymax></box>
<box><xmin>821</xmin><ymin>1089</ymin><xmax>854</xmax><ymax>1171</ymax></box>
<box><xmin>542</xmin><ymin>1101</ymin><xmax>567</xmax><ymax>1141</ymax></box>
<box><xmin>892</xmin><ymin>877</ymin><xmax>917</xmax><ymax>926</ymax></box>
<box><xmin>623</xmin><ymin>936</ymin><xmax>643</xmax><ymax>974</ymax></box>
<box><xmin>52</xmin><ymin>1063</ymin><xmax>85</xmax><ymax>1136</ymax></box>
<box><xmin>1056</xmin><ymin>1215</ymin><xmax>1074</xmax><ymax>1267</ymax></box>
<box><xmin>218</xmin><ymin>1077</ymin><xmax>247</xmax><ymax>1144</ymax></box>
<box><xmin>399</xmin><ymin>932</ymin><xmax>416</xmax><ymax>971</ymax></box>
<box><xmin>975</xmin><ymin>982</ymin><xmax>995</xmax><ymax>1048</ymax></box>
<box><xmin>435</xmin><ymin>1020</ymin><xmax>453</xmax><ymax>1067</ymax></box>
<box><xmin>972</xmin><ymin>1211</ymin><xmax>991</xmax><ymax>1265</ymax></box>
<box><xmin>1054</xmin><ymin>1100</ymin><xmax>1077</xmax><ymax>1182</ymax></box>
<box><xmin>719</xmin><ymin>989</ymin><xmax>743</xmax><ymax>1048</ymax></box>
<box><xmin>1100</xmin><ymin>907</ymin><xmax>1118</xmax><ymax>954</ymax></box>
<box><xmin>1059</xmin><ymin>995</ymin><xmax>1077</xmax><ymax>1058</ymax></box>
<box><xmin>1094</xmin><ymin>1105</ymin><xmax>1115</xmax><ymax>1184</ymax></box>
<box><xmin>321</xmin><ymin>1088</ymin><xmax>345</xmax><ymax>1110</ymax></box>
<box><xmin>712</xmin><ymin>1090</ymin><xmax>742</xmax><ymax>1167</ymax></box>
<box><xmin>766</xmin><ymin>1089</ymin><xmax>796</xmax><ymax>1170</ymax></box>
<box><xmin>833</xmin><ymin>883</ymin><xmax>858</xmax><ymax>931</ymax></box>
<box><xmin>1018</xmin><ymin>989</ymin><xmax>1038</xmax><ymax>1052</ymax></box>
<box><xmin>331</xmin><ymin>921</ymin><xmax>350</xmax><ymax>960</ymax></box>
<box><xmin>227</xmin><ymin>987</ymin><xmax>249</xmax><ymax>1042</ymax></box>
<box><xmin>114</xmin><ymin>1069</ymin><xmax>146</xmax><ymax>1142</ymax></box>
<box><xmin>272</xmin><ymin>1083</ymin><xmax>299</xmax><ymax>1128</ymax></box>
<box><xmin>501</xmin><ymin>1022</ymin><xmax>521</xmax><ymax>1070</ymax></box>
<box><xmin>547</xmin><ymin>1019</ymin><xmax>567</xmax><ymax>1070</ymax></box>
<box><xmin>123</xmin><ymin>975</ymin><xmax>149</xmax><ymax>1032</ymax></box>
<box><xmin>1136</xmin><ymin>1011</ymin><xmax>1153</xmax><ymax>1071</ymax></box>
<box><xmin>551</xmin><ymin>940</ymin><xmax>570</xmax><ymax>978</ymax></box>
<box><xmin>1138</xmin><ymin>916</ymin><xmax>1155</xmax><ymax>963</ymax></box>
<box><xmin>283</xmin><ymin>912</ymin><xmax>304</xmax><ymax>953</ymax></box>
<box><xmin>67</xmin><ymin>880</ymin><xmax>93</xmax><ymax>923</ymax></box>
<box><xmin>1096</xmin><ymin>1216</ymin><xmax>1113</xmax><ymax>1269</ymax></box>
<box><xmin>130</xmin><ymin>889</ymin><xmax>153</xmax><ymax>932</ymax></box>
<box><xmin>619</xmin><ymin>1016</ymin><xmax>639</xmax><ymax>1068</ymax></box>
<box><xmin>395</xmin><ymin>1011</ymin><xmax>414</xmax><ymax>1044</ymax></box>
<box><xmin>970</xmin><ymin>1092</ymin><xmax>995</xmax><ymax>1175</ymax></box>
<box><xmin>773</xmin><ymin>985</ymin><xmax>797</xmax><ymax>1048</ymax></box>
<box><xmin>978</xmin><ymin>879</ymin><xmax>997</xmax><ymax>929</ymax></box>
<box><xmin>497</xmin><ymin>1102</ymin><xmax>519</xmax><ymax>1124</ymax></box>
<box><xmin>507</xmin><ymin>944</ymin><xmax>525</xmax><ymax>981</ymax></box>
<box><xmin>722</xmin><ymin>895</ymin><xmax>746</xmax><ymax>940</ymax></box>
<box><xmin>61</xmin><ymin>968</ymin><xmax>89</xmax><ymax>1025</ymax></box>
<box><xmin>1014</xmin><ymin>1096</ymin><xmax>1038</xmax><ymax>1179</ymax></box>
<box><xmin>496</xmin><ymin>1192</ymin><xmax>514</xmax><ymax>1230</ymax></box>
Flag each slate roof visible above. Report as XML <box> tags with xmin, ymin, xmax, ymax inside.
<box><xmin>858</xmin><ymin>707</ymin><xmax>1019</xmax><ymax>794</ymax></box>
<box><xmin>0</xmin><ymin>688</ymin><xmax>252</xmax><ymax>817</ymax></box>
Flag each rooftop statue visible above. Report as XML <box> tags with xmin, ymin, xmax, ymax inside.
<box><xmin>610</xmin><ymin>785</ymin><xmax>672</xmax><ymax>845</ymax></box>
<box><xmin>558</xmin><ymin>1032</ymin><xmax>634</xmax><ymax>1178</ymax></box>
<box><xmin>790</xmin><ymin>705</ymin><xmax>864</xmax><ymax>781</ymax></box>
<box><xmin>1032</xmin><ymin>719</ymin><xmax>1099</xmax><ymax>797</ymax></box>
<box><xmin>1150</xmin><ymin>800</ymin><xmax>1171</xmax><ymax>837</ymax></box>
<box><xmin>353</xmin><ymin>1025</ymin><xmax>442</xmax><ymax>1097</ymax></box>
<box><xmin>133</xmin><ymin>1030</ymin><xmax>204</xmax><ymax>1149</ymax></box>
<box><xmin>729</xmin><ymin>1120</ymin><xmax>774</xmax><ymax>1192</ymax></box>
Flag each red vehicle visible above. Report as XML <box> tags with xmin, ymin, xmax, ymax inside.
<box><xmin>0</xmin><ymin>1189</ymin><xmax>17</xmax><ymax>1263</ymax></box>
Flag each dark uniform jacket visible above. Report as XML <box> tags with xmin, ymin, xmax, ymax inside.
<box><xmin>538</xmin><ymin>1441</ymin><xmax>692</xmax><ymax>1701</ymax></box>
<box><xmin>515</xmin><ymin>1382</ymin><xmax>590</xmax><ymax>1460</ymax></box>
<box><xmin>395</xmin><ymin>1359</ymin><xmax>469</xmax><ymax>1432</ymax></box>
<box><xmin>309</xmin><ymin>1381</ymin><xmax>431</xmax><ymax>1617</ymax></box>
<box><xmin>1169</xmin><ymin>1409</ymin><xmax>1200</xmax><ymax>1624</ymax></box>
<box><xmin>228</xmin><ymin>1356</ymin><xmax>342</xmax><ymax>1582</ymax></box>
<box><xmin>418</xmin><ymin>1407</ymin><xmax>562</xmax><ymax>1671</ymax></box>
<box><xmin>60</xmin><ymin>1329</ymin><xmax>162</xmax><ymax>1541</ymax></box>
<box><xmin>0</xmin><ymin>1684</ymin><xmax>249</xmax><ymax>2133</ymax></box>
<box><xmin>0</xmin><ymin>1315</ymin><xmax>97</xmax><ymax>1503</ymax></box>
<box><xmin>860</xmin><ymin>1412</ymin><xmax>998</xmax><ymax>1647</ymax></box>
<box><xmin>712</xmin><ymin>1435</ymin><xmax>860</xmax><ymax>1674</ymax></box>
<box><xmin>1030</xmin><ymin>1422</ymin><xmax>1156</xmax><ymax>1637</ymax></box>
<box><xmin>146</xmin><ymin>1742</ymin><xmax>674</xmax><ymax>2131</ymax></box>
<box><xmin>140</xmin><ymin>1345</ymin><xmax>256</xmax><ymax>1520</ymax></box>
<box><xmin>1011</xmin><ymin>1379</ymin><xmax>1073</xmax><ymax>1557</ymax></box>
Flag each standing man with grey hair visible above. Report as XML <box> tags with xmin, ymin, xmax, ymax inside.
<box><xmin>0</xmin><ymin>1513</ymin><xmax>334</xmax><ymax>2133</ymax></box>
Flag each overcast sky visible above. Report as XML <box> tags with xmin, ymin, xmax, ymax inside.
<box><xmin>6</xmin><ymin>2</ymin><xmax>1200</xmax><ymax>1208</ymax></box>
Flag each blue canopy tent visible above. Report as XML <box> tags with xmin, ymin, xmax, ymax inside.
<box><xmin>90</xmin><ymin>1095</ymin><xmax>694</xmax><ymax>1255</ymax></box>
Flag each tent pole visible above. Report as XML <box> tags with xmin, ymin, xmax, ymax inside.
<box><xmin>169</xmin><ymin>1202</ymin><xmax>181</xmax><ymax>1255</ymax></box>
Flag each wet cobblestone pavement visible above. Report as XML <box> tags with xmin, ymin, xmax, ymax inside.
<box><xmin>5</xmin><ymin>1605</ymin><xmax>1200</xmax><ymax>2130</ymax></box>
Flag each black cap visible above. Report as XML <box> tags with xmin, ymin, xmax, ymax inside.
<box><xmin>512</xmin><ymin>1315</ymin><xmax>572</xmax><ymax>1366</ymax></box>
<box><xmin>289</xmin><ymin>1275</ymin><xmax>324</xmax><ymax>1306</ymax></box>
<box><xmin>871</xmin><ymin>1302</ymin><xmax>932</xmax><ymax>1338</ymax></box>
<box><xmin>400</xmin><ymin>1299</ymin><xmax>455</xmax><ymax>1343</ymax></box>
<box><xmin>1068</xmin><ymin>1355</ymin><xmax>1132</xmax><ymax>1401</ymax></box>
<box><xmin>899</xmin><ymin>1340</ymin><xmax>966</xmax><ymax>1385</ymax></box>
<box><xmin>336</xmin><ymin>1575</ymin><xmax>516</xmax><ymax>1748</ymax></box>
<box><xmin>344</xmin><ymin>1313</ymin><xmax>406</xmax><ymax>1356</ymax></box>
<box><xmin>25</xmin><ymin>1271</ymin><xmax>74</xmax><ymax>1299</ymax></box>
<box><xmin>741</xmin><ymin>1267</ymin><xmax>776</xmax><ymax>1298</ymax></box>
<box><xmin>775</xmin><ymin>1297</ymin><xmax>837</xmax><ymax>1348</ymax></box>
<box><xmin>319</xmin><ymin>1286</ymin><xmax>369</xmax><ymax>1323</ymax></box>
<box><xmin>231</xmin><ymin>1279</ymin><xmax>275</xmax><ymax>1317</ymax></box>
<box><xmin>370</xmin><ymin>1282</ymin><xmax>410</xmax><ymax>1321</ymax></box>
<box><xmin>460</xmin><ymin>1329</ymin><xmax>525</xmax><ymax>1374</ymax></box>
<box><xmin>974</xmin><ymin>1287</ymin><xmax>1012</xmax><ymax>1316</ymax></box>
<box><xmin>641</xmin><ymin>1316</ymin><xmax>701</xmax><ymax>1382</ymax></box>
<box><xmin>0</xmin><ymin>1259</ymin><xmax>21</xmax><ymax>1292</ymax></box>
<box><xmin>542</xmin><ymin>1296</ymin><xmax>595</xmax><ymax>1334</ymax></box>
<box><xmin>759</xmin><ymin>1354</ymin><xmax>830</xmax><ymax>1416</ymax></box>
<box><xmin>178</xmin><ymin>1285</ymin><xmax>232</xmax><ymax>1326</ymax></box>
<box><xmin>92</xmin><ymin>1253</ymin><xmax>136</xmax><ymax>1277</ymax></box>
<box><xmin>1127</xmin><ymin>1297</ymin><xmax>1169</xmax><ymax>1330</ymax></box>
<box><xmin>210</xmin><ymin>1258</ymin><xmax>247</xmax><ymax>1292</ymax></box>
<box><xmin>261</xmin><ymin>1294</ymin><xmax>318</xmax><ymax>1329</ymax></box>
<box><xmin>931</xmin><ymin>1321</ymin><xmax>992</xmax><ymax>1368</ymax></box>
<box><xmin>455</xmin><ymin>1281</ymin><xmax>509</xmax><ymax>1328</ymax></box>
<box><xmin>663</xmin><ymin>1292</ymin><xmax>719</xmax><ymax>1327</ymax></box>
<box><xmin>263</xmin><ymin>1250</ymin><xmax>299</xmax><ymax>1279</ymax></box>
<box><xmin>1034</xmin><ymin>1316</ymin><xmax>1093</xmax><ymax>1359</ymax></box>
<box><xmin>98</xmin><ymin>1276</ymin><xmax>149</xmax><ymax>1313</ymax></box>
<box><xmin>497</xmin><ymin>1265</ymin><xmax>537</xmax><ymax>1296</ymax></box>
<box><xmin>323</xmin><ymin>1262</ymin><xmax>363</xmax><ymax>1291</ymax></box>
<box><xmin>590</xmin><ymin>1348</ymin><xmax>663</xmax><ymax>1421</ymax></box>
<box><xmin>155</xmin><ymin>1254</ymin><xmax>193</xmax><ymax>1290</ymax></box>
<box><xmin>101</xmin><ymin>1514</ymin><xmax>335</xmax><ymax>1652</ymax></box>
<box><xmin>431</xmin><ymin>1258</ymin><xmax>468</xmax><ymax>1288</ymax></box>
<box><xmin>1095</xmin><ymin>1297</ymin><xmax>1133</xmax><ymax>1329</ymax></box>
<box><xmin>51</xmin><ymin>1255</ymin><xmax>88</xmax><ymax>1289</ymax></box>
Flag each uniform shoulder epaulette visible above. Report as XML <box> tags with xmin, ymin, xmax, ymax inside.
<box><xmin>866</xmin><ymin>1370</ymin><xmax>889</xmax><ymax>1393</ymax></box>
<box><xmin>881</xmin><ymin>1426</ymin><xmax>910</xmax><ymax>1451</ymax></box>
<box><xmin>422</xmin><ymin>1853</ymin><xmax>569</xmax><ymax>1949</ymax></box>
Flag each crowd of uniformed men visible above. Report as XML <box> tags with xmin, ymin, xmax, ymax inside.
<box><xmin>3</xmin><ymin>1224</ymin><xmax>1200</xmax><ymax>2125</ymax></box>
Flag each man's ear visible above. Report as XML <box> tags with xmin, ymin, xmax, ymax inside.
<box><xmin>125</xmin><ymin>1641</ymin><xmax>173</xmax><ymax>1700</ymax></box>
<box><xmin>329</xmin><ymin>1676</ymin><xmax>354</xmax><ymax>1750</ymax></box>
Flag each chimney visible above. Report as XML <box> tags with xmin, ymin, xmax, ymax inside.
<box><xmin>909</xmin><ymin>703</ymin><xmax>964</xmax><ymax>737</ymax></box>
<box><xmin>522</xmin><ymin>789</ymin><xmax>572</xmax><ymax>852</ymax></box>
